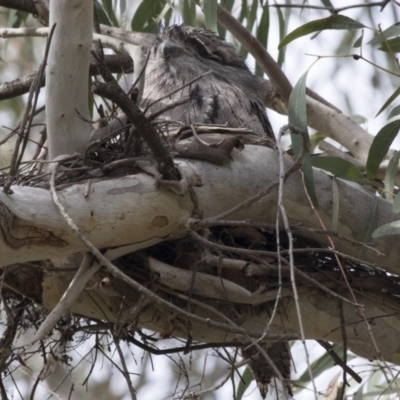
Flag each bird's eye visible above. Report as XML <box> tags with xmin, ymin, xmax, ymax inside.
<box><xmin>157</xmin><ymin>39</ymin><xmax>184</xmax><ymax>59</ymax></box>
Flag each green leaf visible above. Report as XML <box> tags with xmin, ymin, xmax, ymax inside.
<box><xmin>279</xmin><ymin>15</ymin><xmax>365</xmax><ymax>49</ymax></box>
<box><xmin>393</xmin><ymin>192</ymin><xmax>400</xmax><ymax>213</ymax></box>
<box><xmin>131</xmin><ymin>0</ymin><xmax>166</xmax><ymax>33</ymax></box>
<box><xmin>102</xmin><ymin>0</ymin><xmax>119</xmax><ymax>27</ymax></box>
<box><xmin>179</xmin><ymin>0</ymin><xmax>196</xmax><ymax>26</ymax></box>
<box><xmin>298</xmin><ymin>343</ymin><xmax>350</xmax><ymax>383</ymax></box>
<box><xmin>236</xmin><ymin>367</ymin><xmax>254</xmax><ymax>400</ymax></box>
<box><xmin>319</xmin><ymin>0</ymin><xmax>334</xmax><ymax>7</ymax></box>
<box><xmin>255</xmin><ymin>6</ymin><xmax>269</xmax><ymax>76</ymax></box>
<box><xmin>202</xmin><ymin>0</ymin><xmax>218</xmax><ymax>33</ymax></box>
<box><xmin>95</xmin><ymin>1</ymin><xmax>113</xmax><ymax>26</ymax></box>
<box><xmin>376</xmin><ymin>86</ymin><xmax>400</xmax><ymax>117</ymax></box>
<box><xmin>218</xmin><ymin>0</ymin><xmax>235</xmax><ymax>38</ymax></box>
<box><xmin>373</xmin><ymin>220</ymin><xmax>400</xmax><ymax>238</ymax></box>
<box><xmin>388</xmin><ymin>105</ymin><xmax>400</xmax><ymax>119</ymax></box>
<box><xmin>353</xmin><ymin>30</ymin><xmax>364</xmax><ymax>48</ymax></box>
<box><xmin>309</xmin><ymin>132</ymin><xmax>326</xmax><ymax>153</ymax></box>
<box><xmin>366</xmin><ymin>120</ymin><xmax>400</xmax><ymax>181</ymax></box>
<box><xmin>368</xmin><ymin>23</ymin><xmax>400</xmax><ymax>45</ymax></box>
<box><xmin>378</xmin><ymin>37</ymin><xmax>400</xmax><ymax>52</ymax></box>
<box><xmin>311</xmin><ymin>157</ymin><xmax>364</xmax><ymax>181</ymax></box>
<box><xmin>247</xmin><ymin>0</ymin><xmax>258</xmax><ymax>33</ymax></box>
<box><xmin>384</xmin><ymin>150</ymin><xmax>400</xmax><ymax>201</ymax></box>
<box><xmin>238</xmin><ymin>0</ymin><xmax>248</xmax><ymax>23</ymax></box>
<box><xmin>289</xmin><ymin>69</ymin><xmax>319</xmax><ymax>208</ymax></box>
<box><xmin>276</xmin><ymin>5</ymin><xmax>287</xmax><ymax>66</ymax></box>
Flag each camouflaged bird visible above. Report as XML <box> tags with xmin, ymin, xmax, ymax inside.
<box><xmin>141</xmin><ymin>25</ymin><xmax>292</xmax><ymax>397</ymax></box>
<box><xmin>141</xmin><ymin>25</ymin><xmax>275</xmax><ymax>141</ymax></box>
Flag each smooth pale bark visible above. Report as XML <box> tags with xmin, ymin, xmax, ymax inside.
<box><xmin>46</xmin><ymin>0</ymin><xmax>93</xmax><ymax>159</ymax></box>
<box><xmin>0</xmin><ymin>145</ymin><xmax>397</xmax><ymax>272</ymax></box>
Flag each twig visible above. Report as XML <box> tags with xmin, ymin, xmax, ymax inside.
<box><xmin>317</xmin><ymin>340</ymin><xmax>362</xmax><ymax>383</ymax></box>
<box><xmin>92</xmin><ymin>51</ymin><xmax>179</xmax><ymax>180</ymax></box>
<box><xmin>4</xmin><ymin>23</ymin><xmax>55</xmax><ymax>194</ymax></box>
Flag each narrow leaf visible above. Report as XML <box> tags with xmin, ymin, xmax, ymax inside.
<box><xmin>255</xmin><ymin>6</ymin><xmax>269</xmax><ymax>76</ymax></box>
<box><xmin>276</xmin><ymin>5</ymin><xmax>287</xmax><ymax>66</ymax></box>
<box><xmin>289</xmin><ymin>70</ymin><xmax>319</xmax><ymax>208</ymax></box>
<box><xmin>320</xmin><ymin>0</ymin><xmax>334</xmax><ymax>7</ymax></box>
<box><xmin>384</xmin><ymin>150</ymin><xmax>400</xmax><ymax>201</ymax></box>
<box><xmin>373</xmin><ymin>220</ymin><xmax>400</xmax><ymax>238</ymax></box>
<box><xmin>376</xmin><ymin>86</ymin><xmax>400</xmax><ymax>117</ymax></box>
<box><xmin>131</xmin><ymin>0</ymin><xmax>166</xmax><ymax>33</ymax></box>
<box><xmin>179</xmin><ymin>0</ymin><xmax>196</xmax><ymax>26</ymax></box>
<box><xmin>218</xmin><ymin>0</ymin><xmax>235</xmax><ymax>38</ymax></box>
<box><xmin>202</xmin><ymin>0</ymin><xmax>218</xmax><ymax>33</ymax></box>
<box><xmin>368</xmin><ymin>23</ymin><xmax>400</xmax><ymax>45</ymax></box>
<box><xmin>353</xmin><ymin>30</ymin><xmax>364</xmax><ymax>48</ymax></box>
<box><xmin>279</xmin><ymin>15</ymin><xmax>365</xmax><ymax>49</ymax></box>
<box><xmin>366</xmin><ymin>120</ymin><xmax>400</xmax><ymax>181</ymax></box>
<box><xmin>388</xmin><ymin>105</ymin><xmax>400</xmax><ymax>119</ymax></box>
<box><xmin>311</xmin><ymin>157</ymin><xmax>364</xmax><ymax>181</ymax></box>
<box><xmin>95</xmin><ymin>1</ymin><xmax>113</xmax><ymax>26</ymax></box>
<box><xmin>102</xmin><ymin>0</ymin><xmax>119</xmax><ymax>27</ymax></box>
<box><xmin>378</xmin><ymin>37</ymin><xmax>400</xmax><ymax>53</ymax></box>
<box><xmin>236</xmin><ymin>367</ymin><xmax>254</xmax><ymax>400</ymax></box>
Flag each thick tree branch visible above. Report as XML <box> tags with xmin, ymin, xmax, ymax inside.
<box><xmin>46</xmin><ymin>0</ymin><xmax>93</xmax><ymax>159</ymax></box>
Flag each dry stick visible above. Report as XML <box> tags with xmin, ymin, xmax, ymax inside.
<box><xmin>91</xmin><ymin>51</ymin><xmax>178</xmax><ymax>181</ymax></box>
<box><xmin>45</xmin><ymin>165</ymin><xmax>285</xmax><ymax>342</ymax></box>
<box><xmin>199</xmin><ymin>219</ymin><xmax>383</xmax><ymax>255</ymax></box>
<box><xmin>113</xmin><ymin>338</ymin><xmax>137</xmax><ymax>400</ymax></box>
<box><xmin>190</xmin><ymin>231</ymin><xmax>359</xmax><ymax>307</ymax></box>
<box><xmin>317</xmin><ymin>341</ymin><xmax>362</xmax><ymax>384</ymax></box>
<box><xmin>276</xmin><ymin>127</ymin><xmax>318</xmax><ymax>399</ymax></box>
<box><xmin>271</xmin><ymin>1</ymin><xmax>391</xmax><ymax>13</ymax></box>
<box><xmin>4</xmin><ymin>23</ymin><xmax>55</xmax><ymax>194</ymax></box>
<box><xmin>30</xmin><ymin>252</ymin><xmax>101</xmax><ymax>344</ymax></box>
<box><xmin>301</xmin><ymin>176</ymin><xmax>400</xmax><ymax>393</ymax></box>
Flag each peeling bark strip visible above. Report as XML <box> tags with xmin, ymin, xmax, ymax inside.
<box><xmin>0</xmin><ymin>203</ymin><xmax>65</xmax><ymax>248</ymax></box>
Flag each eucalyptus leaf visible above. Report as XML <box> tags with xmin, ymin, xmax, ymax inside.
<box><xmin>255</xmin><ymin>6</ymin><xmax>269</xmax><ymax>76</ymax></box>
<box><xmin>289</xmin><ymin>69</ymin><xmax>319</xmax><ymax>208</ymax></box>
<box><xmin>236</xmin><ymin>367</ymin><xmax>254</xmax><ymax>400</ymax></box>
<box><xmin>202</xmin><ymin>0</ymin><xmax>218</xmax><ymax>33</ymax></box>
<box><xmin>131</xmin><ymin>0</ymin><xmax>166</xmax><ymax>33</ymax></box>
<box><xmin>353</xmin><ymin>30</ymin><xmax>364</xmax><ymax>48</ymax></box>
<box><xmin>279</xmin><ymin>15</ymin><xmax>365</xmax><ymax>49</ymax></box>
<box><xmin>319</xmin><ymin>0</ymin><xmax>334</xmax><ymax>7</ymax></box>
<box><xmin>95</xmin><ymin>1</ymin><xmax>113</xmax><ymax>26</ymax></box>
<box><xmin>366</xmin><ymin>120</ymin><xmax>400</xmax><ymax>181</ymax></box>
<box><xmin>311</xmin><ymin>157</ymin><xmax>364</xmax><ymax>181</ymax></box>
<box><xmin>388</xmin><ymin>105</ymin><xmax>400</xmax><ymax>119</ymax></box>
<box><xmin>373</xmin><ymin>220</ymin><xmax>400</xmax><ymax>238</ymax></box>
<box><xmin>102</xmin><ymin>0</ymin><xmax>119</xmax><ymax>27</ymax></box>
<box><xmin>368</xmin><ymin>23</ymin><xmax>400</xmax><ymax>45</ymax></box>
<box><xmin>376</xmin><ymin>86</ymin><xmax>400</xmax><ymax>117</ymax></box>
<box><xmin>276</xmin><ymin>5</ymin><xmax>286</xmax><ymax>66</ymax></box>
<box><xmin>179</xmin><ymin>0</ymin><xmax>196</xmax><ymax>26</ymax></box>
<box><xmin>378</xmin><ymin>37</ymin><xmax>400</xmax><ymax>53</ymax></box>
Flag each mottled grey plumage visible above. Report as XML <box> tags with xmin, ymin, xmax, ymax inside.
<box><xmin>142</xmin><ymin>25</ymin><xmax>275</xmax><ymax>141</ymax></box>
<box><xmin>242</xmin><ymin>341</ymin><xmax>292</xmax><ymax>398</ymax></box>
